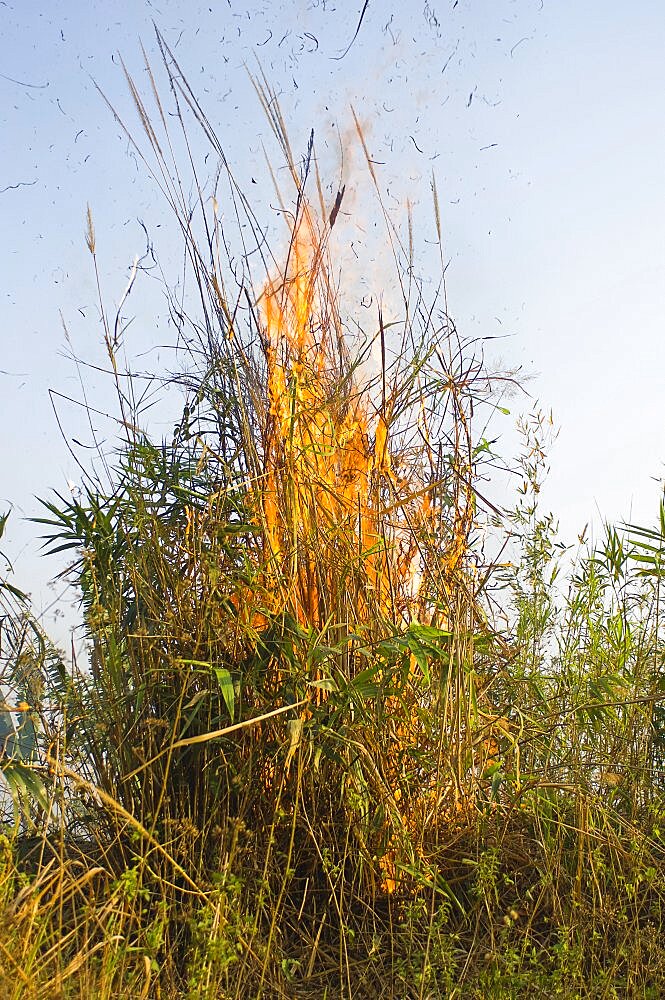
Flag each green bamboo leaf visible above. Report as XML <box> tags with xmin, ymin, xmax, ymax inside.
<box><xmin>0</xmin><ymin>579</ymin><xmax>27</xmax><ymax>601</ymax></box>
<box><xmin>308</xmin><ymin>677</ymin><xmax>337</xmax><ymax>692</ymax></box>
<box><xmin>0</xmin><ymin>711</ymin><xmax>17</xmax><ymax>759</ymax></box>
<box><xmin>1</xmin><ymin>760</ymin><xmax>49</xmax><ymax>817</ymax></box>
<box><xmin>490</xmin><ymin>769</ymin><xmax>504</xmax><ymax>801</ymax></box>
<box><xmin>349</xmin><ymin>664</ymin><xmax>380</xmax><ymax>699</ymax></box>
<box><xmin>214</xmin><ymin>666</ymin><xmax>235</xmax><ymax>721</ymax></box>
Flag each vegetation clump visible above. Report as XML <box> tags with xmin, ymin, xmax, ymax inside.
<box><xmin>1</xmin><ymin>40</ymin><xmax>665</xmax><ymax>998</ymax></box>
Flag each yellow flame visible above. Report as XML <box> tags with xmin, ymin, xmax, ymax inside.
<box><xmin>259</xmin><ymin>211</ymin><xmax>407</xmax><ymax>628</ymax></box>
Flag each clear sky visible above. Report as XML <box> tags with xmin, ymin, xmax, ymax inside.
<box><xmin>2</xmin><ymin>0</ymin><xmax>665</xmax><ymax>645</ymax></box>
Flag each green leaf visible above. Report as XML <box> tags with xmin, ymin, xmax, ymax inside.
<box><xmin>1</xmin><ymin>760</ymin><xmax>50</xmax><ymax>819</ymax></box>
<box><xmin>349</xmin><ymin>664</ymin><xmax>381</xmax><ymax>700</ymax></box>
<box><xmin>14</xmin><ymin>712</ymin><xmax>37</xmax><ymax>760</ymax></box>
<box><xmin>214</xmin><ymin>666</ymin><xmax>235</xmax><ymax>721</ymax></box>
<box><xmin>308</xmin><ymin>677</ymin><xmax>337</xmax><ymax>692</ymax></box>
<box><xmin>0</xmin><ymin>712</ymin><xmax>17</xmax><ymax>759</ymax></box>
<box><xmin>395</xmin><ymin>861</ymin><xmax>465</xmax><ymax>913</ymax></box>
<box><xmin>406</xmin><ymin>640</ymin><xmax>430</xmax><ymax>684</ymax></box>
<box><xmin>0</xmin><ymin>579</ymin><xmax>27</xmax><ymax>601</ymax></box>
<box><xmin>407</xmin><ymin>622</ymin><xmax>452</xmax><ymax>646</ymax></box>
<box><xmin>490</xmin><ymin>770</ymin><xmax>504</xmax><ymax>801</ymax></box>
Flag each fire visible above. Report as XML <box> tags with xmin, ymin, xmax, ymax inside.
<box><xmin>256</xmin><ymin>202</ymin><xmax>476</xmax><ymax>634</ymax></box>
<box><xmin>259</xmin><ymin>207</ymin><xmax>412</xmax><ymax>630</ymax></box>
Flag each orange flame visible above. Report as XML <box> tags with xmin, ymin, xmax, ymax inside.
<box><xmin>256</xmin><ymin>205</ymin><xmax>475</xmax><ymax>628</ymax></box>
<box><xmin>259</xmin><ymin>210</ymin><xmax>410</xmax><ymax>629</ymax></box>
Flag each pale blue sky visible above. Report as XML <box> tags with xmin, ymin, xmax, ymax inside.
<box><xmin>2</xmin><ymin>0</ymin><xmax>665</xmax><ymax>643</ymax></box>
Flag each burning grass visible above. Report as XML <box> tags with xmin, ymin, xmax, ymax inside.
<box><xmin>1</xmin><ymin>35</ymin><xmax>665</xmax><ymax>999</ymax></box>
